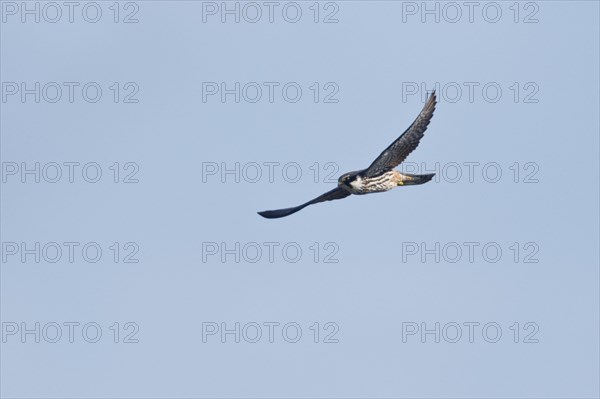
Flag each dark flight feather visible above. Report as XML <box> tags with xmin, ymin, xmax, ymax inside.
<box><xmin>258</xmin><ymin>187</ymin><xmax>351</xmax><ymax>219</ymax></box>
<box><xmin>364</xmin><ymin>91</ymin><xmax>437</xmax><ymax>178</ymax></box>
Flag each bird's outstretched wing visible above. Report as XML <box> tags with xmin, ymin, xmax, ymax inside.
<box><xmin>364</xmin><ymin>91</ymin><xmax>437</xmax><ymax>178</ymax></box>
<box><xmin>258</xmin><ymin>187</ymin><xmax>351</xmax><ymax>219</ymax></box>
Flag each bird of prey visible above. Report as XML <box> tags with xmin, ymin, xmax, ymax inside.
<box><xmin>258</xmin><ymin>91</ymin><xmax>437</xmax><ymax>219</ymax></box>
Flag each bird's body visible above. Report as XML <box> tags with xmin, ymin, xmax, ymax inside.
<box><xmin>340</xmin><ymin>170</ymin><xmax>435</xmax><ymax>195</ymax></box>
<box><xmin>258</xmin><ymin>91</ymin><xmax>438</xmax><ymax>219</ymax></box>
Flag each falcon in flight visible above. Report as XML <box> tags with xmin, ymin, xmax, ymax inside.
<box><xmin>258</xmin><ymin>91</ymin><xmax>437</xmax><ymax>219</ymax></box>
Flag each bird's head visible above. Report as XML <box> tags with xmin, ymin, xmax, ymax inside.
<box><xmin>338</xmin><ymin>171</ymin><xmax>359</xmax><ymax>187</ymax></box>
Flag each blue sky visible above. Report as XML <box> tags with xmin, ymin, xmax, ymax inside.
<box><xmin>1</xmin><ymin>1</ymin><xmax>599</xmax><ymax>398</ymax></box>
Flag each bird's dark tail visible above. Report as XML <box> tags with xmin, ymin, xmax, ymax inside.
<box><xmin>398</xmin><ymin>173</ymin><xmax>435</xmax><ymax>186</ymax></box>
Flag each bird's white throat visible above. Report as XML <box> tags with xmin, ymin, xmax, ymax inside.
<box><xmin>350</xmin><ymin>175</ymin><xmax>363</xmax><ymax>190</ymax></box>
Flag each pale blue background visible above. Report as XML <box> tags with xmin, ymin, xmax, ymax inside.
<box><xmin>1</xmin><ymin>1</ymin><xmax>599</xmax><ymax>398</ymax></box>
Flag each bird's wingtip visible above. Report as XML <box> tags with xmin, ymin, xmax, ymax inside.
<box><xmin>258</xmin><ymin>210</ymin><xmax>276</xmax><ymax>219</ymax></box>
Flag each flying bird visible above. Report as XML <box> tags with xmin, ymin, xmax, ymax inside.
<box><xmin>258</xmin><ymin>91</ymin><xmax>437</xmax><ymax>219</ymax></box>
